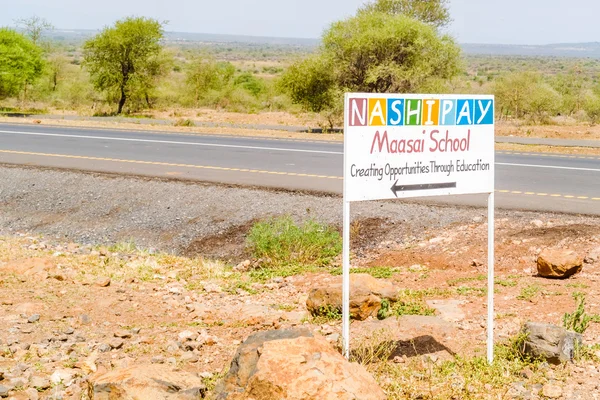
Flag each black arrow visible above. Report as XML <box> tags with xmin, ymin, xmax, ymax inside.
<box><xmin>391</xmin><ymin>181</ymin><xmax>457</xmax><ymax>197</ymax></box>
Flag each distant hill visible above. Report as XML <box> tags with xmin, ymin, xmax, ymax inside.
<box><xmin>462</xmin><ymin>42</ymin><xmax>600</xmax><ymax>58</ymax></box>
<box><xmin>48</xmin><ymin>29</ymin><xmax>319</xmax><ymax>47</ymax></box>
<box><xmin>46</xmin><ymin>29</ymin><xmax>600</xmax><ymax>58</ymax></box>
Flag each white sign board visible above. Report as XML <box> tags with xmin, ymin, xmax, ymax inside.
<box><xmin>341</xmin><ymin>93</ymin><xmax>496</xmax><ymax>363</ymax></box>
<box><xmin>344</xmin><ymin>94</ymin><xmax>495</xmax><ymax>202</ymax></box>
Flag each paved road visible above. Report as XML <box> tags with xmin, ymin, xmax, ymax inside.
<box><xmin>0</xmin><ymin>123</ymin><xmax>599</xmax><ymax>214</ymax></box>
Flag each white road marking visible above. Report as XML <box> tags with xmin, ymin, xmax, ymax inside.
<box><xmin>0</xmin><ymin>130</ymin><xmax>343</xmax><ymax>155</ymax></box>
<box><xmin>497</xmin><ymin>162</ymin><xmax>600</xmax><ymax>173</ymax></box>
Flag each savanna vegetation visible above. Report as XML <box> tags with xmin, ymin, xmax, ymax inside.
<box><xmin>2</xmin><ymin>0</ymin><xmax>600</xmax><ymax>129</ymax></box>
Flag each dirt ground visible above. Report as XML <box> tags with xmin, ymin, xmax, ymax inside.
<box><xmin>1</xmin><ymin>212</ymin><xmax>599</xmax><ymax>399</ymax></box>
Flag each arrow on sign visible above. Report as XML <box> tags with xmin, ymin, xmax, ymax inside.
<box><xmin>391</xmin><ymin>181</ymin><xmax>457</xmax><ymax>197</ymax></box>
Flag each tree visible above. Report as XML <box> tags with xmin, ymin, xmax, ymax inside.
<box><xmin>279</xmin><ymin>55</ymin><xmax>337</xmax><ymax>113</ymax></box>
<box><xmin>322</xmin><ymin>12</ymin><xmax>461</xmax><ymax>93</ymax></box>
<box><xmin>185</xmin><ymin>58</ymin><xmax>235</xmax><ymax>106</ymax></box>
<box><xmin>360</xmin><ymin>0</ymin><xmax>452</xmax><ymax>29</ymax></box>
<box><xmin>0</xmin><ymin>28</ymin><xmax>44</xmax><ymax>99</ymax></box>
<box><xmin>14</xmin><ymin>16</ymin><xmax>54</xmax><ymax>45</ymax></box>
<box><xmin>82</xmin><ymin>17</ymin><xmax>167</xmax><ymax>114</ymax></box>
<box><xmin>494</xmin><ymin>72</ymin><xmax>560</xmax><ymax>123</ymax></box>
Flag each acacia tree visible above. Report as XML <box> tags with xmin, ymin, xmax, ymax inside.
<box><xmin>0</xmin><ymin>28</ymin><xmax>44</xmax><ymax>99</ymax></box>
<box><xmin>14</xmin><ymin>16</ymin><xmax>54</xmax><ymax>45</ymax></box>
<box><xmin>280</xmin><ymin>10</ymin><xmax>460</xmax><ymax>128</ymax></box>
<box><xmin>83</xmin><ymin>17</ymin><xmax>166</xmax><ymax>114</ymax></box>
<box><xmin>322</xmin><ymin>12</ymin><xmax>461</xmax><ymax>93</ymax></box>
<box><xmin>360</xmin><ymin>0</ymin><xmax>452</xmax><ymax>29</ymax></box>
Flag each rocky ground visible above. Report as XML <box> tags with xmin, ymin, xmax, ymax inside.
<box><xmin>0</xmin><ymin>165</ymin><xmax>600</xmax><ymax>399</ymax></box>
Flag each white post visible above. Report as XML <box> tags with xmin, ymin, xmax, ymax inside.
<box><xmin>487</xmin><ymin>191</ymin><xmax>495</xmax><ymax>363</ymax></box>
<box><xmin>342</xmin><ymin>93</ymin><xmax>351</xmax><ymax>359</ymax></box>
<box><xmin>342</xmin><ymin>200</ymin><xmax>351</xmax><ymax>359</ymax></box>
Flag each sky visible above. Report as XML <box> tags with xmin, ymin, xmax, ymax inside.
<box><xmin>0</xmin><ymin>0</ymin><xmax>597</xmax><ymax>45</ymax></box>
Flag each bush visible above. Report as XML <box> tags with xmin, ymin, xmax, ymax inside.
<box><xmin>173</xmin><ymin>118</ymin><xmax>195</xmax><ymax>127</ymax></box>
<box><xmin>247</xmin><ymin>216</ymin><xmax>342</xmax><ymax>269</ymax></box>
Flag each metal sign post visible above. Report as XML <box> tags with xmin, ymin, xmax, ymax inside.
<box><xmin>342</xmin><ymin>93</ymin><xmax>496</xmax><ymax>362</ymax></box>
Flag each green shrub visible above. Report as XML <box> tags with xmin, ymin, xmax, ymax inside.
<box><xmin>247</xmin><ymin>216</ymin><xmax>342</xmax><ymax>268</ymax></box>
<box><xmin>563</xmin><ymin>292</ymin><xmax>592</xmax><ymax>334</ymax></box>
<box><xmin>173</xmin><ymin>118</ymin><xmax>195</xmax><ymax>127</ymax></box>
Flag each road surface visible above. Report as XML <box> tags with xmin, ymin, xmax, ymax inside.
<box><xmin>0</xmin><ymin>123</ymin><xmax>599</xmax><ymax>214</ymax></box>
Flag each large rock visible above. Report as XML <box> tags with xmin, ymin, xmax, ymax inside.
<box><xmin>88</xmin><ymin>364</ymin><xmax>207</xmax><ymax>399</ymax></box>
<box><xmin>215</xmin><ymin>328</ymin><xmax>385</xmax><ymax>400</ymax></box>
<box><xmin>306</xmin><ymin>274</ymin><xmax>400</xmax><ymax>321</ymax></box>
<box><xmin>537</xmin><ymin>249</ymin><xmax>582</xmax><ymax>279</ymax></box>
<box><xmin>521</xmin><ymin>322</ymin><xmax>582</xmax><ymax>364</ymax></box>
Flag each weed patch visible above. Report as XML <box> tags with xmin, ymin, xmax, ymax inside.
<box><xmin>247</xmin><ymin>216</ymin><xmax>342</xmax><ymax>269</ymax></box>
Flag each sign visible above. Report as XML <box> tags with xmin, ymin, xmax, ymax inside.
<box><xmin>341</xmin><ymin>93</ymin><xmax>496</xmax><ymax>364</ymax></box>
<box><xmin>344</xmin><ymin>94</ymin><xmax>495</xmax><ymax>202</ymax></box>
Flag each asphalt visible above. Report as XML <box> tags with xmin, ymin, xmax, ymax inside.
<box><xmin>0</xmin><ymin>123</ymin><xmax>598</xmax><ymax>215</ymax></box>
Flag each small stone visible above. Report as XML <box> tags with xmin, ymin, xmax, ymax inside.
<box><xmin>30</xmin><ymin>376</ymin><xmax>51</xmax><ymax>390</ymax></box>
<box><xmin>130</xmin><ymin>327</ymin><xmax>141</xmax><ymax>335</ymax></box>
<box><xmin>520</xmin><ymin>367</ymin><xmax>534</xmax><ymax>379</ymax></box>
<box><xmin>79</xmin><ymin>314</ymin><xmax>91</xmax><ymax>325</ymax></box>
<box><xmin>178</xmin><ymin>330</ymin><xmax>197</xmax><ymax>341</ymax></box>
<box><xmin>542</xmin><ymin>382</ymin><xmax>562</xmax><ymax>398</ymax></box>
<box><xmin>24</xmin><ymin>388</ymin><xmax>39</xmax><ymax>400</ymax></box>
<box><xmin>109</xmin><ymin>339</ymin><xmax>124</xmax><ymax>350</ymax></box>
<box><xmin>0</xmin><ymin>385</ymin><xmax>8</xmax><ymax>398</ymax></box>
<box><xmin>50</xmin><ymin>369</ymin><xmax>75</xmax><ymax>386</ymax></box>
<box><xmin>166</xmin><ymin>341</ymin><xmax>180</xmax><ymax>353</ymax></box>
<box><xmin>95</xmin><ymin>277</ymin><xmax>111</xmax><ymax>287</ymax></box>
<box><xmin>97</xmin><ymin>343</ymin><xmax>111</xmax><ymax>353</ymax></box>
<box><xmin>114</xmin><ymin>330</ymin><xmax>132</xmax><ymax>339</ymax></box>
<box><xmin>64</xmin><ymin>327</ymin><xmax>75</xmax><ymax>335</ymax></box>
<box><xmin>151</xmin><ymin>356</ymin><xmax>164</xmax><ymax>364</ymax></box>
<box><xmin>203</xmin><ymin>283</ymin><xmax>222</xmax><ymax>293</ymax></box>
<box><xmin>27</xmin><ymin>314</ymin><xmax>40</xmax><ymax>323</ymax></box>
<box><xmin>531</xmin><ymin>220</ymin><xmax>544</xmax><ymax>228</ymax></box>
<box><xmin>180</xmin><ymin>352</ymin><xmax>199</xmax><ymax>363</ymax></box>
<box><xmin>199</xmin><ymin>372</ymin><xmax>213</xmax><ymax>379</ymax></box>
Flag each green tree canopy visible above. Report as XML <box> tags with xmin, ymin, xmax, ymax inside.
<box><xmin>360</xmin><ymin>0</ymin><xmax>452</xmax><ymax>29</ymax></box>
<box><xmin>322</xmin><ymin>12</ymin><xmax>461</xmax><ymax>93</ymax></box>
<box><xmin>279</xmin><ymin>10</ymin><xmax>461</xmax><ymax>128</ymax></box>
<box><xmin>185</xmin><ymin>58</ymin><xmax>235</xmax><ymax>105</ymax></box>
<box><xmin>0</xmin><ymin>28</ymin><xmax>44</xmax><ymax>99</ymax></box>
<box><xmin>278</xmin><ymin>55</ymin><xmax>337</xmax><ymax>113</ymax></box>
<box><xmin>82</xmin><ymin>16</ymin><xmax>167</xmax><ymax>114</ymax></box>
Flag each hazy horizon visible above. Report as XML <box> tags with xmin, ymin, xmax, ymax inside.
<box><xmin>1</xmin><ymin>0</ymin><xmax>598</xmax><ymax>46</ymax></box>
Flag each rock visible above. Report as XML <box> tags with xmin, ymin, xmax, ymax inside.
<box><xmin>215</xmin><ymin>328</ymin><xmax>385</xmax><ymax>400</ymax></box>
<box><xmin>97</xmin><ymin>344</ymin><xmax>111</xmax><ymax>353</ymax></box>
<box><xmin>51</xmin><ymin>369</ymin><xmax>75</xmax><ymax>386</ymax></box>
<box><xmin>27</xmin><ymin>314</ymin><xmax>40</xmax><ymax>323</ymax></box>
<box><xmin>521</xmin><ymin>322</ymin><xmax>582</xmax><ymax>364</ymax></box>
<box><xmin>30</xmin><ymin>376</ymin><xmax>51</xmax><ymax>390</ymax></box>
<box><xmin>0</xmin><ymin>385</ymin><xmax>8</xmax><ymax>398</ymax></box>
<box><xmin>95</xmin><ymin>277</ymin><xmax>111</xmax><ymax>287</ymax></box>
<box><xmin>88</xmin><ymin>364</ymin><xmax>206</xmax><ymax>399</ymax></box>
<box><xmin>203</xmin><ymin>283</ymin><xmax>222</xmax><ymax>293</ymax></box>
<box><xmin>306</xmin><ymin>274</ymin><xmax>400</xmax><ymax>321</ymax></box>
<box><xmin>585</xmin><ymin>247</ymin><xmax>600</xmax><ymax>264</ymax></box>
<box><xmin>537</xmin><ymin>249</ymin><xmax>583</xmax><ymax>279</ymax></box>
<box><xmin>109</xmin><ymin>339</ymin><xmax>124</xmax><ymax>350</ymax></box>
<box><xmin>24</xmin><ymin>388</ymin><xmax>39</xmax><ymax>400</ymax></box>
<box><xmin>542</xmin><ymin>382</ymin><xmax>563</xmax><ymax>398</ymax></box>
<box><xmin>180</xmin><ymin>352</ymin><xmax>199</xmax><ymax>363</ymax></box>
<box><xmin>426</xmin><ymin>299</ymin><xmax>465</xmax><ymax>322</ymax></box>
<box><xmin>178</xmin><ymin>330</ymin><xmax>198</xmax><ymax>342</ymax></box>
<box><xmin>113</xmin><ymin>330</ymin><xmax>131</xmax><ymax>339</ymax></box>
